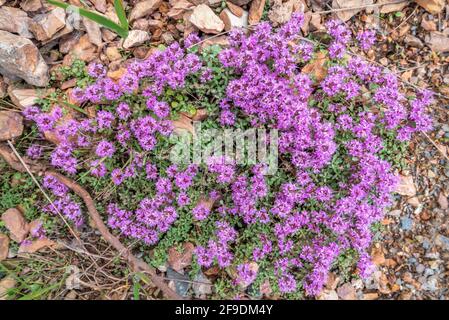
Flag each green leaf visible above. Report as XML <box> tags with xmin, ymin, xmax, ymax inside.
<box><xmin>46</xmin><ymin>0</ymin><xmax>128</xmax><ymax>39</ymax></box>
<box><xmin>114</xmin><ymin>0</ymin><xmax>129</xmax><ymax>31</ymax></box>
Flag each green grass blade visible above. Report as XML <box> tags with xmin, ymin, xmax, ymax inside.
<box><xmin>46</xmin><ymin>0</ymin><xmax>128</xmax><ymax>39</ymax></box>
<box><xmin>114</xmin><ymin>0</ymin><xmax>129</xmax><ymax>31</ymax></box>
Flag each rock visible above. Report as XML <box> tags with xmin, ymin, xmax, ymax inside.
<box><xmin>404</xmin><ymin>34</ymin><xmax>423</xmax><ymax>48</ymax></box>
<box><xmin>0</xmin><ymin>233</ymin><xmax>9</xmax><ymax>261</ymax></box>
<box><xmin>0</xmin><ymin>31</ymin><xmax>49</xmax><ymax>86</ymax></box>
<box><xmin>438</xmin><ymin>192</ymin><xmax>448</xmax><ymax>209</ymax></box>
<box><xmin>220</xmin><ymin>9</ymin><xmax>248</xmax><ymax>31</ymax></box>
<box><xmin>415</xmin><ymin>0</ymin><xmax>445</xmax><ymax>14</ymax></box>
<box><xmin>193</xmin><ymin>271</ymin><xmax>212</xmax><ymax>297</ymax></box>
<box><xmin>227</xmin><ymin>0</ymin><xmax>252</xmax><ymax>6</ymax></box>
<box><xmin>0</xmin><ymin>277</ymin><xmax>16</xmax><ymax>300</ymax></box>
<box><xmin>29</xmin><ymin>8</ymin><xmax>66</xmax><ymax>41</ymax></box>
<box><xmin>167</xmin><ymin>268</ymin><xmax>191</xmax><ymax>297</ymax></box>
<box><xmin>121</xmin><ymin>30</ymin><xmax>150</xmax><ymax>49</ymax></box>
<box><xmin>0</xmin><ymin>111</ymin><xmax>23</xmax><ymax>141</ymax></box>
<box><xmin>336</xmin><ymin>283</ymin><xmax>357</xmax><ymax>300</ymax></box>
<box><xmin>268</xmin><ymin>0</ymin><xmax>302</xmax><ymax>26</ymax></box>
<box><xmin>0</xmin><ymin>76</ymin><xmax>6</xmax><ymax>98</ymax></box>
<box><xmin>421</xmin><ymin>18</ymin><xmax>437</xmax><ymax>32</ymax></box>
<box><xmin>168</xmin><ymin>242</ymin><xmax>195</xmax><ymax>272</ymax></box>
<box><xmin>8</xmin><ymin>87</ymin><xmax>53</xmax><ymax>108</ymax></box>
<box><xmin>83</xmin><ymin>16</ymin><xmax>102</xmax><ymax>47</ymax></box>
<box><xmin>18</xmin><ymin>238</ymin><xmax>56</xmax><ymax>254</ymax></box>
<box><xmin>1</xmin><ymin>208</ymin><xmax>29</xmax><ymax>243</ymax></box>
<box><xmin>227</xmin><ymin>1</ymin><xmax>244</xmax><ymax>17</ymax></box>
<box><xmin>332</xmin><ymin>0</ymin><xmax>373</xmax><ymax>21</ymax></box>
<box><xmin>378</xmin><ymin>0</ymin><xmax>408</xmax><ymax>13</ymax></box>
<box><xmin>189</xmin><ymin>4</ymin><xmax>225</xmax><ymax>34</ymax></box>
<box><xmin>425</xmin><ymin>32</ymin><xmax>449</xmax><ymax>52</ymax></box>
<box><xmin>317</xmin><ymin>289</ymin><xmax>339</xmax><ymax>300</ymax></box>
<box><xmin>105</xmin><ymin>46</ymin><xmax>122</xmax><ymax>61</ymax></box>
<box><xmin>167</xmin><ymin>0</ymin><xmax>194</xmax><ymax>19</ymax></box>
<box><xmin>20</xmin><ymin>0</ymin><xmax>43</xmax><ymax>12</ymax></box>
<box><xmin>309</xmin><ymin>12</ymin><xmax>323</xmax><ymax>31</ymax></box>
<box><xmin>92</xmin><ymin>0</ymin><xmax>107</xmax><ymax>13</ymax></box>
<box><xmin>249</xmin><ymin>0</ymin><xmax>266</xmax><ymax>25</ymax></box>
<box><xmin>0</xmin><ymin>6</ymin><xmax>34</xmax><ymax>38</ymax></box>
<box><xmin>435</xmin><ymin>234</ymin><xmax>449</xmax><ymax>250</ymax></box>
<box><xmin>129</xmin><ymin>0</ymin><xmax>163</xmax><ymax>22</ymax></box>
<box><xmin>394</xmin><ymin>175</ymin><xmax>417</xmax><ymax>196</ymax></box>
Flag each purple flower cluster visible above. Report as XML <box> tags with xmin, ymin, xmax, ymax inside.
<box><xmin>23</xmin><ymin>13</ymin><xmax>434</xmax><ymax>298</ymax></box>
<box><xmin>42</xmin><ymin>174</ymin><xmax>84</xmax><ymax>227</ymax></box>
<box><xmin>195</xmin><ymin>221</ymin><xmax>237</xmax><ymax>268</ymax></box>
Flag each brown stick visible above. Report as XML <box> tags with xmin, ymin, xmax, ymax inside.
<box><xmin>0</xmin><ymin>143</ymin><xmax>183</xmax><ymax>300</ymax></box>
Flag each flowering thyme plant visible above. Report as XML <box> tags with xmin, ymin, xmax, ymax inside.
<box><xmin>23</xmin><ymin>13</ymin><xmax>432</xmax><ymax>298</ymax></box>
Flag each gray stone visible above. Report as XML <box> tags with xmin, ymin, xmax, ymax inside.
<box><xmin>400</xmin><ymin>217</ymin><xmax>413</xmax><ymax>231</ymax></box>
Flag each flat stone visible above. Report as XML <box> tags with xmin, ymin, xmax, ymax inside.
<box><xmin>20</xmin><ymin>0</ymin><xmax>43</xmax><ymax>12</ymax></box>
<box><xmin>0</xmin><ymin>30</ymin><xmax>49</xmax><ymax>86</ymax></box>
<box><xmin>0</xmin><ymin>6</ymin><xmax>34</xmax><ymax>38</ymax></box>
<box><xmin>121</xmin><ymin>30</ymin><xmax>151</xmax><ymax>49</ymax></box>
<box><xmin>189</xmin><ymin>4</ymin><xmax>225</xmax><ymax>34</ymax></box>
<box><xmin>0</xmin><ymin>111</ymin><xmax>23</xmax><ymax>141</ymax></box>
<box><xmin>1</xmin><ymin>208</ymin><xmax>29</xmax><ymax>243</ymax></box>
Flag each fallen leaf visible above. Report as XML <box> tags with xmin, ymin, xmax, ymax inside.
<box><xmin>302</xmin><ymin>51</ymin><xmax>328</xmax><ymax>82</ymax></box>
<box><xmin>18</xmin><ymin>238</ymin><xmax>56</xmax><ymax>254</ymax></box>
<box><xmin>336</xmin><ymin>283</ymin><xmax>357</xmax><ymax>300</ymax></box>
<box><xmin>415</xmin><ymin>0</ymin><xmax>445</xmax><ymax>14</ymax></box>
<box><xmin>394</xmin><ymin>175</ymin><xmax>417</xmax><ymax>196</ymax></box>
